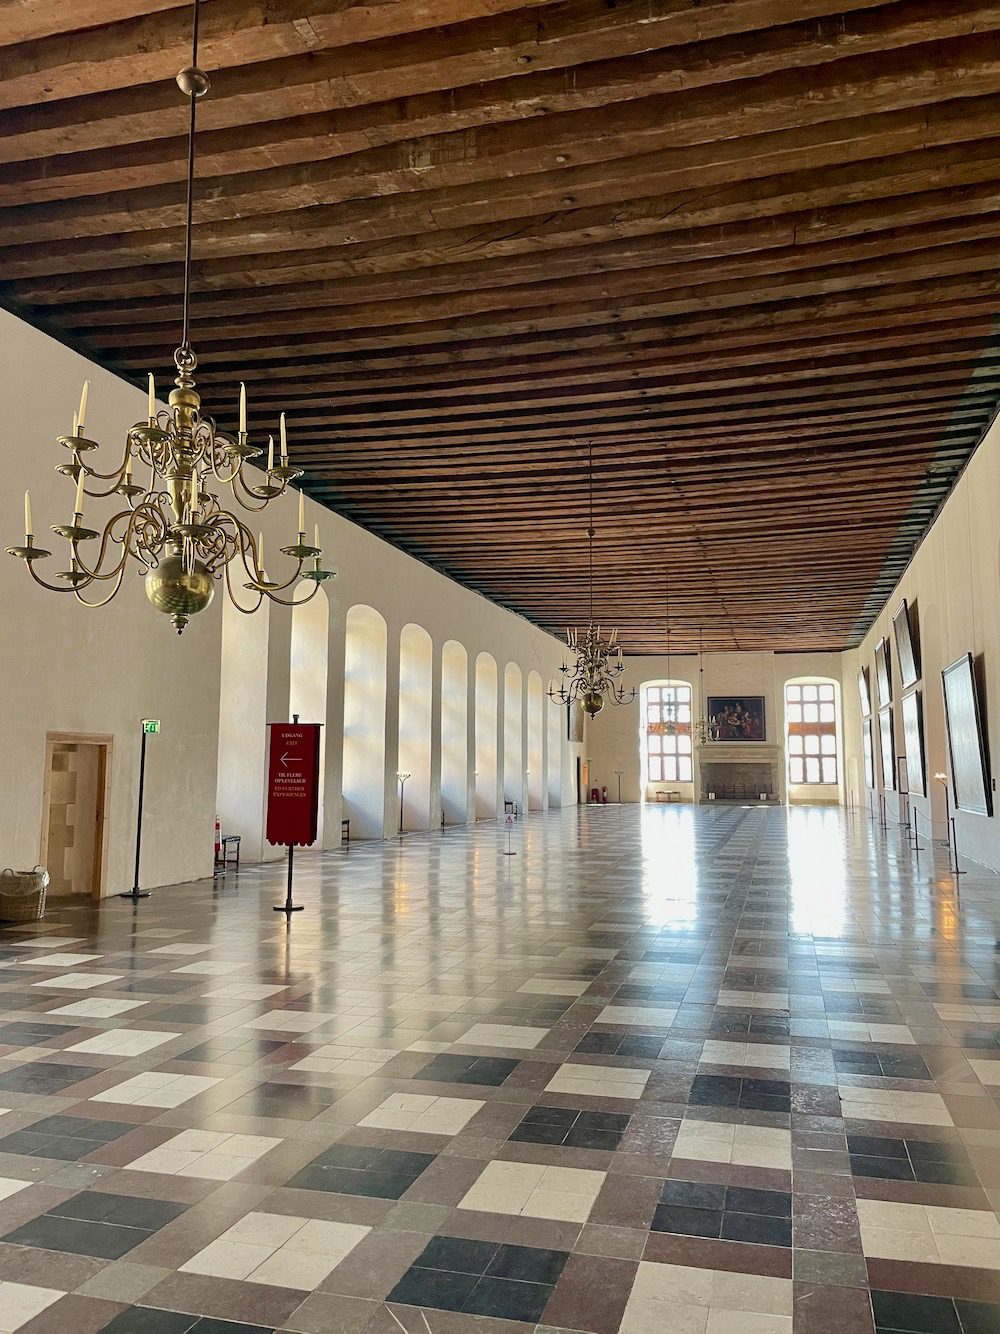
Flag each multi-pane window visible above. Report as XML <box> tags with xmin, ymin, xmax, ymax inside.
<box><xmin>646</xmin><ymin>684</ymin><xmax>692</xmax><ymax>783</ymax></box>
<box><xmin>786</xmin><ymin>683</ymin><xmax>837</xmax><ymax>785</ymax></box>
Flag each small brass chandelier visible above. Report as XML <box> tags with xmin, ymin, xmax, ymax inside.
<box><xmin>6</xmin><ymin>0</ymin><xmax>334</xmax><ymax>634</ymax></box>
<box><xmin>692</xmin><ymin>627</ymin><xmax>719</xmax><ymax>745</ymax></box>
<box><xmin>548</xmin><ymin>444</ymin><xmax>635</xmax><ymax>717</ymax></box>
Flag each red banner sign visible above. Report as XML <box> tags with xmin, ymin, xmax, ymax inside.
<box><xmin>265</xmin><ymin>723</ymin><xmax>321</xmax><ymax>846</ymax></box>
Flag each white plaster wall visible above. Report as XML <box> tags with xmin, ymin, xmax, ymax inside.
<box><xmin>842</xmin><ymin>411</ymin><xmax>1000</xmax><ymax>872</ymax></box>
<box><xmin>587</xmin><ymin>652</ymin><xmax>846</xmax><ymax>804</ymax></box>
<box><xmin>0</xmin><ymin>310</ymin><xmax>576</xmax><ymax>888</ymax></box>
<box><xmin>0</xmin><ymin>311</ymin><xmax>222</xmax><ymax>894</ymax></box>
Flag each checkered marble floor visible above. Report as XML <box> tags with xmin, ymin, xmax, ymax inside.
<box><xmin>0</xmin><ymin>804</ymin><xmax>999</xmax><ymax>1332</ymax></box>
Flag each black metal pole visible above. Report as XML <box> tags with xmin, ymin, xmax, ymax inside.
<box><xmin>120</xmin><ymin>727</ymin><xmax>151</xmax><ymax>900</ymax></box>
<box><xmin>950</xmin><ymin>816</ymin><xmax>966</xmax><ymax>877</ymax></box>
<box><xmin>274</xmin><ymin>842</ymin><xmax>304</xmax><ymax>914</ymax></box>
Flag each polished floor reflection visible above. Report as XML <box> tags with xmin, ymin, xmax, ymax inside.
<box><xmin>0</xmin><ymin>804</ymin><xmax>999</xmax><ymax>1333</ymax></box>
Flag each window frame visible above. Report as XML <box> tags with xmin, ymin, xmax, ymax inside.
<box><xmin>644</xmin><ymin>682</ymin><xmax>693</xmax><ymax>784</ymax></box>
<box><xmin>785</xmin><ymin>682</ymin><xmax>838</xmax><ymax>787</ymax></box>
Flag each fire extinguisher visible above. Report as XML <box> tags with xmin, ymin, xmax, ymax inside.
<box><xmin>214</xmin><ymin>815</ymin><xmax>221</xmax><ymax>860</ymax></box>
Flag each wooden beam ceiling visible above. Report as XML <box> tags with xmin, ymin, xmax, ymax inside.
<box><xmin>2</xmin><ymin>0</ymin><xmax>999</xmax><ymax>652</ymax></box>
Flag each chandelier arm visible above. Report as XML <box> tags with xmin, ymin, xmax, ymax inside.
<box><xmin>73</xmin><ymin>565</ymin><xmax>127</xmax><ymax>608</ymax></box>
<box><xmin>74</xmin><ymin>440</ymin><xmax>134</xmax><ymax>485</ymax></box>
<box><xmin>261</xmin><ymin>580</ymin><xmax>321</xmax><ymax>609</ymax></box>
<box><xmin>230</xmin><ymin>473</ymin><xmax>283</xmax><ymax>511</ymax></box>
<box><xmin>223</xmin><ymin>557</ymin><xmax>265</xmax><ymax>614</ymax></box>
<box><xmin>67</xmin><ymin>508</ymin><xmax>147</xmax><ymax>582</ymax></box>
<box><xmin>25</xmin><ymin>562</ymin><xmax>86</xmax><ymax>594</ymax></box>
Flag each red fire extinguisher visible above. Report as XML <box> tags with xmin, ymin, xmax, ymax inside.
<box><xmin>214</xmin><ymin>815</ymin><xmax>221</xmax><ymax>860</ymax></box>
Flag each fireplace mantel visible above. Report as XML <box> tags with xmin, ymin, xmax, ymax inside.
<box><xmin>700</xmin><ymin>742</ymin><xmax>783</xmax><ymax>763</ymax></box>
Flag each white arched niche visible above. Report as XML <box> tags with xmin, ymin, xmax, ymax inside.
<box><xmin>475</xmin><ymin>652</ymin><xmax>498</xmax><ymax>820</ymax></box>
<box><xmin>441</xmin><ymin>639</ymin><xmax>469</xmax><ymax>825</ymax></box>
<box><xmin>504</xmin><ymin>662</ymin><xmax>523</xmax><ymax>810</ymax></box>
<box><xmin>398</xmin><ymin>623</ymin><xmax>433</xmax><ymax>831</ymax></box>
<box><xmin>527</xmin><ymin>670</ymin><xmax>544</xmax><ymax>810</ymax></box>
<box><xmin>547</xmin><ymin>692</ymin><xmax>564</xmax><ymax>807</ymax></box>
<box><xmin>342</xmin><ymin>604</ymin><xmax>387</xmax><ymax>839</ymax></box>
<box><xmin>289</xmin><ymin>588</ymin><xmax>330</xmax><ymax>844</ymax></box>
<box><xmin>217</xmin><ymin>595</ymin><xmax>270</xmax><ymax>856</ymax></box>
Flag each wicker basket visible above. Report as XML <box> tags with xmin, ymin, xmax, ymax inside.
<box><xmin>0</xmin><ymin>866</ymin><xmax>49</xmax><ymax>922</ymax></box>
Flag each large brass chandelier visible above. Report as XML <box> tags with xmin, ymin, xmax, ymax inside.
<box><xmin>6</xmin><ymin>0</ymin><xmax>334</xmax><ymax>634</ymax></box>
<box><xmin>548</xmin><ymin>444</ymin><xmax>635</xmax><ymax>717</ymax></box>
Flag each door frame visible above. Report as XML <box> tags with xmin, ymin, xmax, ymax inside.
<box><xmin>39</xmin><ymin>732</ymin><xmax>113</xmax><ymax>901</ymax></box>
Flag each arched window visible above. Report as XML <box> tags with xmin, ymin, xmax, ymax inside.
<box><xmin>645</xmin><ymin>682</ymin><xmax>692</xmax><ymax>783</ymax></box>
<box><xmin>786</xmin><ymin>681</ymin><xmax>838</xmax><ymax>785</ymax></box>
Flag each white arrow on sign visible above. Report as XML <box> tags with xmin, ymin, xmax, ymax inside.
<box><xmin>279</xmin><ymin>752</ymin><xmax>302</xmax><ymax>768</ymax></box>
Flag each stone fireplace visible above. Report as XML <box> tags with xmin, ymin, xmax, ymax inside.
<box><xmin>699</xmin><ymin>744</ymin><xmax>782</xmax><ymax>803</ymax></box>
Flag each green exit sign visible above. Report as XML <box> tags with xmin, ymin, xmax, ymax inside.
<box><xmin>142</xmin><ymin>719</ymin><xmax>160</xmax><ymax>734</ymax></box>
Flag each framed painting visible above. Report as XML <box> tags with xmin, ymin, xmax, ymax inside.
<box><xmin>942</xmin><ymin>653</ymin><xmax>992</xmax><ymax>816</ymax></box>
<box><xmin>858</xmin><ymin>667</ymin><xmax>872</xmax><ymax>718</ymax></box>
<box><xmin>567</xmin><ymin>701</ymin><xmax>585</xmax><ymax>744</ymax></box>
<box><xmin>893</xmin><ymin>600</ymin><xmax>920</xmax><ymax>689</ymax></box>
<box><xmin>901</xmin><ymin>689</ymin><xmax>925</xmax><ymax>798</ymax></box>
<box><xmin>863</xmin><ymin>716</ymin><xmax>875</xmax><ymax>790</ymax></box>
<box><xmin>878</xmin><ymin>707</ymin><xmax>895</xmax><ymax>791</ymax></box>
<box><xmin>707</xmin><ymin>696</ymin><xmax>765</xmax><ymax>742</ymax></box>
<box><xmin>874</xmin><ymin>637</ymin><xmax>892</xmax><ymax>708</ymax></box>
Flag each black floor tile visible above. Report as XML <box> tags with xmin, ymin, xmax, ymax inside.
<box><xmin>0</xmin><ymin>1114</ymin><xmax>137</xmax><ymax>1161</ymax></box>
<box><xmin>488</xmin><ymin>1242</ymin><xmax>567</xmax><ymax>1286</ymax></box>
<box><xmin>0</xmin><ymin>1021</ymin><xmax>75</xmax><ymax>1044</ymax></box>
<box><xmin>416</xmin><ymin>1053</ymin><xmax>519</xmax><ymax>1086</ymax></box>
<box><xmin>652</xmin><ymin>1203</ymin><xmax>722</xmax><ymax>1237</ymax></box>
<box><xmin>51</xmin><ymin>1190</ymin><xmax>186</xmax><ymax>1230</ymax></box>
<box><xmin>289</xmin><ymin>1145</ymin><xmax>435</xmax><ymax>1197</ymax></box>
<box><xmin>389</xmin><ymin>1265</ymin><xmax>479</xmax><ymax>1312</ymax></box>
<box><xmin>0</xmin><ymin>1062</ymin><xmax>102</xmax><ymax>1093</ymax></box>
<box><xmin>463</xmin><ymin>1275</ymin><xmax>554</xmax><ymax>1323</ymax></box>
<box><xmin>99</xmin><ymin>1311</ymin><xmax>199</xmax><ymax>1334</ymax></box>
<box><xmin>871</xmin><ymin>1289</ymin><xmax>962</xmax><ymax>1333</ymax></box>
<box><xmin>3</xmin><ymin>1212</ymin><xmax>151</xmax><ymax>1259</ymax></box>
<box><xmin>956</xmin><ymin>1297</ymin><xmax>1000</xmax><ymax>1333</ymax></box>
<box><xmin>509</xmin><ymin>1104</ymin><xmax>629</xmax><ymax>1151</ymax></box>
<box><xmin>660</xmin><ymin>1180</ymin><xmax>727</xmax><ymax>1210</ymax></box>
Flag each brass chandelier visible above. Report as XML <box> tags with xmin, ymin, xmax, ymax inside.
<box><xmin>548</xmin><ymin>444</ymin><xmax>635</xmax><ymax>717</ymax></box>
<box><xmin>6</xmin><ymin>0</ymin><xmax>334</xmax><ymax>634</ymax></box>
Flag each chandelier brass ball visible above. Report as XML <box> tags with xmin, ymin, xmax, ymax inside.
<box><xmin>583</xmin><ymin>691</ymin><xmax>605</xmax><ymax>717</ymax></box>
<box><xmin>145</xmin><ymin>553</ymin><xmax>214</xmax><ymax>634</ymax></box>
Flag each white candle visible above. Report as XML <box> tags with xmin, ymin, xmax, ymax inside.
<box><xmin>74</xmin><ymin>468</ymin><xmax>85</xmax><ymax>515</ymax></box>
<box><xmin>78</xmin><ymin>380</ymin><xmax>89</xmax><ymax>432</ymax></box>
<box><xmin>314</xmin><ymin>522</ymin><xmax>320</xmax><ymax>550</ymax></box>
<box><xmin>125</xmin><ymin>455</ymin><xmax>132</xmax><ymax>480</ymax></box>
<box><xmin>147</xmin><ymin>373</ymin><xmax>155</xmax><ymax>419</ymax></box>
<box><xmin>266</xmin><ymin>435</ymin><xmax>274</xmax><ymax>473</ymax></box>
<box><xmin>72</xmin><ymin>410</ymin><xmax>78</xmax><ymax>437</ymax></box>
<box><xmin>24</xmin><ymin>490</ymin><xmax>32</xmax><ymax>538</ymax></box>
<box><xmin>239</xmin><ymin>382</ymin><xmax>246</xmax><ymax>434</ymax></box>
<box><xmin>279</xmin><ymin>412</ymin><xmax>288</xmax><ymax>463</ymax></box>
<box><xmin>297</xmin><ymin>489</ymin><xmax>304</xmax><ymax>535</ymax></box>
<box><xmin>257</xmin><ymin>531</ymin><xmax>265</xmax><ymax>575</ymax></box>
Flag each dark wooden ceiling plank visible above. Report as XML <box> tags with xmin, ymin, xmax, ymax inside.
<box><xmin>7</xmin><ymin>34</ymin><xmax>1000</xmax><ymax>244</ymax></box>
<box><xmin>4</xmin><ymin>0</ymin><xmax>993</xmax><ymax>196</ymax></box>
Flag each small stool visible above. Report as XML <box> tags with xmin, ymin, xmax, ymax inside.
<box><xmin>215</xmin><ymin>834</ymin><xmax>241</xmax><ymax>874</ymax></box>
<box><xmin>341</xmin><ymin>818</ymin><xmax>350</xmax><ymax>845</ymax></box>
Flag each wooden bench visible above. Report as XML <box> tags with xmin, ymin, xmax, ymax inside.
<box><xmin>654</xmin><ymin>791</ymin><xmax>681</xmax><ymax>804</ymax></box>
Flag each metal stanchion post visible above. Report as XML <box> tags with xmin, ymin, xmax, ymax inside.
<box><xmin>950</xmin><ymin>816</ymin><xmax>966</xmax><ymax>877</ymax></box>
